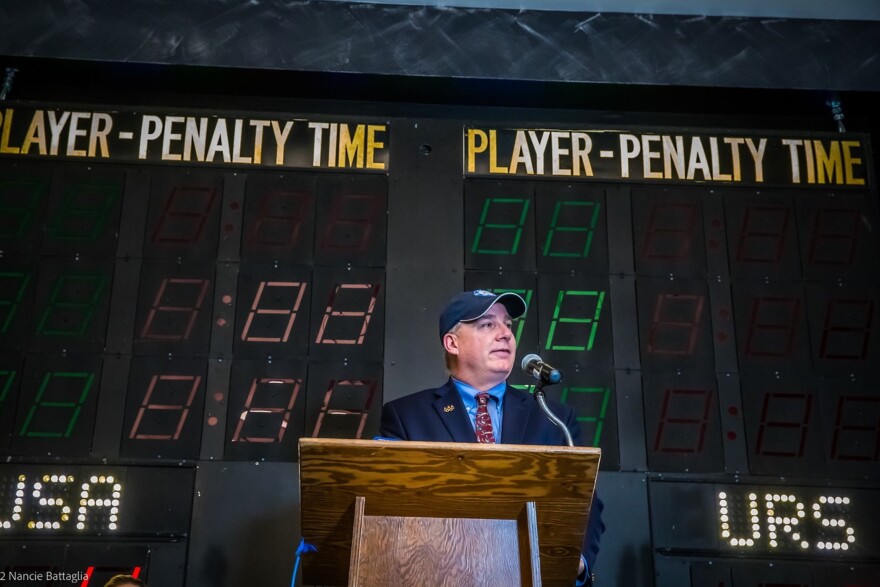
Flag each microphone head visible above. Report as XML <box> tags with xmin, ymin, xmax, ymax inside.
<box><xmin>521</xmin><ymin>354</ymin><xmax>541</xmax><ymax>372</ymax></box>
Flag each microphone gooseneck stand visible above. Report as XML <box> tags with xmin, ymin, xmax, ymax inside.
<box><xmin>534</xmin><ymin>380</ymin><xmax>574</xmax><ymax>448</ymax></box>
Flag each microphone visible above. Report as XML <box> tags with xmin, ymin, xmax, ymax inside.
<box><xmin>521</xmin><ymin>354</ymin><xmax>562</xmax><ymax>385</ymax></box>
<box><xmin>521</xmin><ymin>353</ymin><xmax>573</xmax><ymax>446</ymax></box>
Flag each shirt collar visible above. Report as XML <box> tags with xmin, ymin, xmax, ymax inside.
<box><xmin>451</xmin><ymin>377</ymin><xmax>507</xmax><ymax>402</ymax></box>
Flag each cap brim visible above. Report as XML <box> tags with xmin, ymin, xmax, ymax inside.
<box><xmin>460</xmin><ymin>292</ymin><xmax>527</xmax><ymax>322</ymax></box>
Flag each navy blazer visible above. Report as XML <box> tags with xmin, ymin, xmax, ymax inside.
<box><xmin>380</xmin><ymin>379</ymin><xmax>605</xmax><ymax>577</ymax></box>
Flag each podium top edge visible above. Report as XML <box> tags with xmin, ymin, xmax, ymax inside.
<box><xmin>299</xmin><ymin>437</ymin><xmax>602</xmax><ymax>456</ymax></box>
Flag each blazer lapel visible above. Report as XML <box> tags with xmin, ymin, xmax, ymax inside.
<box><xmin>431</xmin><ymin>379</ymin><xmax>477</xmax><ymax>443</ymax></box>
<box><xmin>500</xmin><ymin>384</ymin><xmax>533</xmax><ymax>444</ymax></box>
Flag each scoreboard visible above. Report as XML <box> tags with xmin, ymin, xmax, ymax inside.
<box><xmin>0</xmin><ymin>163</ymin><xmax>387</xmax><ymax>464</ymax></box>
<box><xmin>0</xmin><ymin>101</ymin><xmax>878</xmax><ymax>586</ymax></box>
<box><xmin>0</xmin><ymin>122</ymin><xmax>389</xmax><ymax>584</ymax></box>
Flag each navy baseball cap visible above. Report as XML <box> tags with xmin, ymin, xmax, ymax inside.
<box><xmin>438</xmin><ymin>290</ymin><xmax>527</xmax><ymax>339</ymax></box>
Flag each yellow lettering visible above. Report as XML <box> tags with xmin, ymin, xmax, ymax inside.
<box><xmin>0</xmin><ymin>109</ymin><xmax>20</xmax><ymax>154</ymax></box>
<box><xmin>781</xmin><ymin>139</ymin><xmax>803</xmax><ymax>183</ymax></box>
<box><xmin>47</xmin><ymin>111</ymin><xmax>71</xmax><ymax>156</ymax></box>
<box><xmin>509</xmin><ymin>130</ymin><xmax>532</xmax><ymax>175</ymax></box>
<box><xmin>814</xmin><ymin>140</ymin><xmax>843</xmax><ymax>184</ymax></box>
<box><xmin>745</xmin><ymin>138</ymin><xmax>767</xmax><ymax>183</ymax></box>
<box><xmin>328</xmin><ymin>123</ymin><xmax>338</xmax><ymax>167</ymax></box>
<box><xmin>138</xmin><ymin>115</ymin><xmax>163</xmax><ymax>159</ymax></box>
<box><xmin>467</xmin><ymin>129</ymin><xmax>488</xmax><ymax>173</ymax></box>
<box><xmin>724</xmin><ymin>137</ymin><xmax>744</xmax><ymax>181</ymax></box>
<box><xmin>338</xmin><ymin>124</ymin><xmax>365</xmax><ymax>168</ymax></box>
<box><xmin>710</xmin><ymin>137</ymin><xmax>731</xmax><ymax>181</ymax></box>
<box><xmin>527</xmin><ymin>131</ymin><xmax>548</xmax><ymax>175</ymax></box>
<box><xmin>232</xmin><ymin>119</ymin><xmax>252</xmax><ymax>164</ymax></box>
<box><xmin>249</xmin><ymin>120</ymin><xmax>270</xmax><ymax>165</ymax></box>
<box><xmin>88</xmin><ymin>113</ymin><xmax>112</xmax><ymax>158</ymax></box>
<box><xmin>803</xmin><ymin>139</ymin><xmax>815</xmax><ymax>184</ymax></box>
<box><xmin>184</xmin><ymin>118</ymin><xmax>208</xmax><ymax>162</ymax></box>
<box><xmin>687</xmin><ymin>137</ymin><xmax>710</xmax><ymax>181</ymax></box>
<box><xmin>21</xmin><ymin>110</ymin><xmax>47</xmax><ymax>155</ymax></box>
<box><xmin>489</xmin><ymin>130</ymin><xmax>508</xmax><ymax>174</ymax></box>
<box><xmin>162</xmin><ymin>116</ymin><xmax>185</xmax><ymax>161</ymax></box>
<box><xmin>272</xmin><ymin>121</ymin><xmax>293</xmax><ymax>166</ymax></box>
<box><xmin>206</xmin><ymin>119</ymin><xmax>231</xmax><ymax>163</ymax></box>
<box><xmin>641</xmin><ymin>135</ymin><xmax>662</xmax><ymax>179</ymax></box>
<box><xmin>619</xmin><ymin>134</ymin><xmax>640</xmax><ymax>178</ymax></box>
<box><xmin>842</xmin><ymin>140</ymin><xmax>865</xmax><ymax>185</ymax></box>
<box><xmin>551</xmin><ymin>131</ymin><xmax>571</xmax><ymax>176</ymax></box>
<box><xmin>309</xmin><ymin>122</ymin><xmax>329</xmax><ymax>167</ymax></box>
<box><xmin>571</xmin><ymin>132</ymin><xmax>593</xmax><ymax>176</ymax></box>
<box><xmin>662</xmin><ymin>136</ymin><xmax>685</xmax><ymax>180</ymax></box>
<box><xmin>66</xmin><ymin>112</ymin><xmax>89</xmax><ymax>157</ymax></box>
<box><xmin>366</xmin><ymin>124</ymin><xmax>386</xmax><ymax>170</ymax></box>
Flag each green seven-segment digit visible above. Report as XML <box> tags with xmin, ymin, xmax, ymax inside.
<box><xmin>0</xmin><ymin>178</ymin><xmax>46</xmax><ymax>238</ymax></box>
<box><xmin>471</xmin><ymin>197</ymin><xmax>530</xmax><ymax>255</ymax></box>
<box><xmin>545</xmin><ymin>290</ymin><xmax>606</xmax><ymax>351</ymax></box>
<box><xmin>0</xmin><ymin>272</ymin><xmax>31</xmax><ymax>333</ymax></box>
<box><xmin>542</xmin><ymin>201</ymin><xmax>601</xmax><ymax>258</ymax></box>
<box><xmin>561</xmin><ymin>386</ymin><xmax>611</xmax><ymax>446</ymax></box>
<box><xmin>489</xmin><ymin>288</ymin><xmax>533</xmax><ymax>344</ymax></box>
<box><xmin>49</xmin><ymin>182</ymin><xmax>120</xmax><ymax>241</ymax></box>
<box><xmin>35</xmin><ymin>274</ymin><xmax>108</xmax><ymax>336</ymax></box>
<box><xmin>20</xmin><ymin>371</ymin><xmax>95</xmax><ymax>438</ymax></box>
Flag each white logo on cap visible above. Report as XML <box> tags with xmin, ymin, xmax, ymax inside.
<box><xmin>473</xmin><ymin>290</ymin><xmax>495</xmax><ymax>297</ymax></box>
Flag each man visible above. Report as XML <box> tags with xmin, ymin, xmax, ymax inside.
<box><xmin>380</xmin><ymin>289</ymin><xmax>604</xmax><ymax>586</ymax></box>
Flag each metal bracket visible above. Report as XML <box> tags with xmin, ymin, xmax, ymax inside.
<box><xmin>0</xmin><ymin>67</ymin><xmax>17</xmax><ymax>101</ymax></box>
<box><xmin>826</xmin><ymin>98</ymin><xmax>846</xmax><ymax>133</ymax></box>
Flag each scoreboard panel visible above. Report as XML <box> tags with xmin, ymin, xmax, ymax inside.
<box><xmin>0</xmin><ymin>101</ymin><xmax>878</xmax><ymax>586</ymax></box>
<box><xmin>0</xmin><ymin>130</ymin><xmax>389</xmax><ymax>583</ymax></box>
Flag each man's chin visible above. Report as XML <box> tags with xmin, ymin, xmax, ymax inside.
<box><xmin>488</xmin><ymin>362</ymin><xmax>514</xmax><ymax>378</ymax></box>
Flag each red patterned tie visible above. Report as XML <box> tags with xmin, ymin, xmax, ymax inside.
<box><xmin>475</xmin><ymin>392</ymin><xmax>496</xmax><ymax>444</ymax></box>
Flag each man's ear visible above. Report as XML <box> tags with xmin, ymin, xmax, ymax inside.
<box><xmin>442</xmin><ymin>332</ymin><xmax>459</xmax><ymax>355</ymax></box>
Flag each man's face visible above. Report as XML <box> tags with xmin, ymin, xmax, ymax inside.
<box><xmin>444</xmin><ymin>303</ymin><xmax>516</xmax><ymax>389</ymax></box>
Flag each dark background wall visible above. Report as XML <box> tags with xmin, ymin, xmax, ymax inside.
<box><xmin>2</xmin><ymin>0</ymin><xmax>880</xmax><ymax>91</ymax></box>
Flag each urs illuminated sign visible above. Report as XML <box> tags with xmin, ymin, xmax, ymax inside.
<box><xmin>718</xmin><ymin>489</ymin><xmax>856</xmax><ymax>553</ymax></box>
<box><xmin>651</xmin><ymin>481</ymin><xmax>880</xmax><ymax>561</ymax></box>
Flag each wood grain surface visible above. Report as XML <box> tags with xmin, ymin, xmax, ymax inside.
<box><xmin>300</xmin><ymin>438</ymin><xmax>600</xmax><ymax>586</ymax></box>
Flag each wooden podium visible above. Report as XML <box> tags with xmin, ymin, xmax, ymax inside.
<box><xmin>299</xmin><ymin>438</ymin><xmax>600</xmax><ymax>586</ymax></box>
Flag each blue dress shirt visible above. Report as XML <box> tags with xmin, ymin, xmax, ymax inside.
<box><xmin>451</xmin><ymin>378</ymin><xmax>506</xmax><ymax>443</ymax></box>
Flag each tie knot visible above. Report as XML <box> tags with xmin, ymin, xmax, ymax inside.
<box><xmin>476</xmin><ymin>392</ymin><xmax>491</xmax><ymax>406</ymax></box>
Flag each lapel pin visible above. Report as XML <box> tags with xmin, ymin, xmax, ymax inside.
<box><xmin>443</xmin><ymin>404</ymin><xmax>455</xmax><ymax>413</ymax></box>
